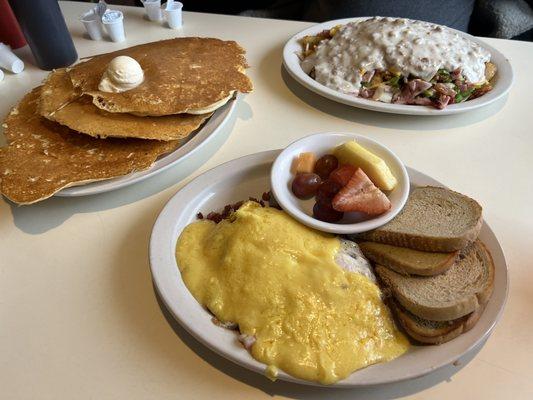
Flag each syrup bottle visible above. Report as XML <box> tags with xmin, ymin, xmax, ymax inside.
<box><xmin>8</xmin><ymin>0</ymin><xmax>78</xmax><ymax>70</ymax></box>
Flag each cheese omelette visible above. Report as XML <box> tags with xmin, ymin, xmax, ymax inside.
<box><xmin>176</xmin><ymin>202</ymin><xmax>408</xmax><ymax>384</ymax></box>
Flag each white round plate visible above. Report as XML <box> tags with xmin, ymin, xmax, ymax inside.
<box><xmin>55</xmin><ymin>95</ymin><xmax>239</xmax><ymax>197</ymax></box>
<box><xmin>283</xmin><ymin>18</ymin><xmax>514</xmax><ymax>115</ymax></box>
<box><xmin>149</xmin><ymin>150</ymin><xmax>508</xmax><ymax>387</ymax></box>
<box><xmin>271</xmin><ymin>132</ymin><xmax>410</xmax><ymax>234</ymax></box>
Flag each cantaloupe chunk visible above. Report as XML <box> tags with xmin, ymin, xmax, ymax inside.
<box><xmin>333</xmin><ymin>141</ymin><xmax>397</xmax><ymax>191</ymax></box>
<box><xmin>291</xmin><ymin>152</ymin><xmax>316</xmax><ymax>174</ymax></box>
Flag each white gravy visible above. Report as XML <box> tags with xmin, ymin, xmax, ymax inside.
<box><xmin>302</xmin><ymin>17</ymin><xmax>491</xmax><ymax>94</ymax></box>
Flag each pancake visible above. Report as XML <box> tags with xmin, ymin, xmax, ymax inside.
<box><xmin>39</xmin><ymin>69</ymin><xmax>81</xmax><ymax>117</ymax></box>
<box><xmin>65</xmin><ymin>37</ymin><xmax>253</xmax><ymax>116</ymax></box>
<box><xmin>39</xmin><ymin>69</ymin><xmax>212</xmax><ymax>141</ymax></box>
<box><xmin>0</xmin><ymin>88</ymin><xmax>180</xmax><ymax>205</ymax></box>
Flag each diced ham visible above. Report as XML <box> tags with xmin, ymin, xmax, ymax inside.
<box><xmin>451</xmin><ymin>68</ymin><xmax>462</xmax><ymax>80</ymax></box>
<box><xmin>435</xmin><ymin>94</ymin><xmax>452</xmax><ymax>109</ymax></box>
<box><xmin>359</xmin><ymin>87</ymin><xmax>375</xmax><ymax>99</ymax></box>
<box><xmin>392</xmin><ymin>85</ymin><xmax>412</xmax><ymax>104</ymax></box>
<box><xmin>456</xmin><ymin>82</ymin><xmax>470</xmax><ymax>93</ymax></box>
<box><xmin>413</xmin><ymin>97</ymin><xmax>433</xmax><ymax>106</ymax></box>
<box><xmin>238</xmin><ymin>334</ymin><xmax>256</xmax><ymax>350</ymax></box>
<box><xmin>434</xmin><ymin>83</ymin><xmax>456</xmax><ymax>97</ymax></box>
<box><xmin>407</xmin><ymin>79</ymin><xmax>432</xmax><ymax>97</ymax></box>
<box><xmin>393</xmin><ymin>79</ymin><xmax>432</xmax><ymax>105</ymax></box>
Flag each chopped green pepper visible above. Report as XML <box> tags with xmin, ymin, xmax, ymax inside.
<box><xmin>385</xmin><ymin>75</ymin><xmax>401</xmax><ymax>87</ymax></box>
<box><xmin>455</xmin><ymin>88</ymin><xmax>475</xmax><ymax>103</ymax></box>
<box><xmin>436</xmin><ymin>69</ymin><xmax>452</xmax><ymax>83</ymax></box>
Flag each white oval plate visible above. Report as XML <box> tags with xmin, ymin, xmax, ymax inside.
<box><xmin>149</xmin><ymin>150</ymin><xmax>508</xmax><ymax>387</ymax></box>
<box><xmin>55</xmin><ymin>95</ymin><xmax>239</xmax><ymax>197</ymax></box>
<box><xmin>283</xmin><ymin>18</ymin><xmax>514</xmax><ymax>115</ymax></box>
<box><xmin>271</xmin><ymin>132</ymin><xmax>410</xmax><ymax>234</ymax></box>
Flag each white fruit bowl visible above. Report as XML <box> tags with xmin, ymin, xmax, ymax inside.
<box><xmin>270</xmin><ymin>132</ymin><xmax>410</xmax><ymax>234</ymax></box>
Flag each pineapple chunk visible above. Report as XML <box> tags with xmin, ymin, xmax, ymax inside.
<box><xmin>333</xmin><ymin>141</ymin><xmax>397</xmax><ymax>190</ymax></box>
<box><xmin>291</xmin><ymin>152</ymin><xmax>317</xmax><ymax>174</ymax></box>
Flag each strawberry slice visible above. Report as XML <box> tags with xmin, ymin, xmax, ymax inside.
<box><xmin>329</xmin><ymin>164</ymin><xmax>356</xmax><ymax>187</ymax></box>
<box><xmin>332</xmin><ymin>168</ymin><xmax>391</xmax><ymax>215</ymax></box>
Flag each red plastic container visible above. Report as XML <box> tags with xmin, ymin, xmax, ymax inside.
<box><xmin>0</xmin><ymin>0</ymin><xmax>26</xmax><ymax>49</ymax></box>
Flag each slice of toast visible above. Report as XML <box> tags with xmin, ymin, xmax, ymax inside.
<box><xmin>389</xmin><ymin>299</ymin><xmax>484</xmax><ymax>345</ymax></box>
<box><xmin>356</xmin><ymin>186</ymin><xmax>482</xmax><ymax>252</ymax></box>
<box><xmin>375</xmin><ymin>240</ymin><xmax>494</xmax><ymax>321</ymax></box>
<box><xmin>359</xmin><ymin>242</ymin><xmax>458</xmax><ymax>276</ymax></box>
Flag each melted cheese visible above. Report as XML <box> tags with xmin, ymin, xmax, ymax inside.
<box><xmin>176</xmin><ymin>202</ymin><xmax>408</xmax><ymax>384</ymax></box>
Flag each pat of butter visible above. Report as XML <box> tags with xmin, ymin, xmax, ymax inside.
<box><xmin>334</xmin><ymin>141</ymin><xmax>397</xmax><ymax>191</ymax></box>
<box><xmin>98</xmin><ymin>56</ymin><xmax>144</xmax><ymax>93</ymax></box>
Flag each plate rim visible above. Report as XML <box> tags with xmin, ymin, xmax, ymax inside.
<box><xmin>55</xmin><ymin>95</ymin><xmax>240</xmax><ymax>197</ymax></box>
<box><xmin>282</xmin><ymin>17</ymin><xmax>514</xmax><ymax>116</ymax></box>
<box><xmin>149</xmin><ymin>149</ymin><xmax>509</xmax><ymax>387</ymax></box>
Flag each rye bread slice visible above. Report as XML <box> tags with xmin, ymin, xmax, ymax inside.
<box><xmin>376</xmin><ymin>240</ymin><xmax>494</xmax><ymax>321</ymax></box>
<box><xmin>389</xmin><ymin>300</ymin><xmax>484</xmax><ymax>345</ymax></box>
<box><xmin>359</xmin><ymin>241</ymin><xmax>458</xmax><ymax>276</ymax></box>
<box><xmin>356</xmin><ymin>186</ymin><xmax>482</xmax><ymax>252</ymax></box>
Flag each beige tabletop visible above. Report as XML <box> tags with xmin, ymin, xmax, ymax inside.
<box><xmin>1</xmin><ymin>2</ymin><xmax>532</xmax><ymax>399</ymax></box>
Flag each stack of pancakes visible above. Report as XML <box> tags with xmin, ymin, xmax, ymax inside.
<box><xmin>0</xmin><ymin>38</ymin><xmax>253</xmax><ymax>205</ymax></box>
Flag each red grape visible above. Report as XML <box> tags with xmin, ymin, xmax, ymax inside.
<box><xmin>314</xmin><ymin>154</ymin><xmax>339</xmax><ymax>179</ymax></box>
<box><xmin>313</xmin><ymin>202</ymin><xmax>343</xmax><ymax>222</ymax></box>
<box><xmin>316</xmin><ymin>179</ymin><xmax>342</xmax><ymax>198</ymax></box>
<box><xmin>315</xmin><ymin>179</ymin><xmax>342</xmax><ymax>207</ymax></box>
<box><xmin>291</xmin><ymin>173</ymin><xmax>321</xmax><ymax>199</ymax></box>
<box><xmin>329</xmin><ymin>165</ymin><xmax>356</xmax><ymax>187</ymax></box>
